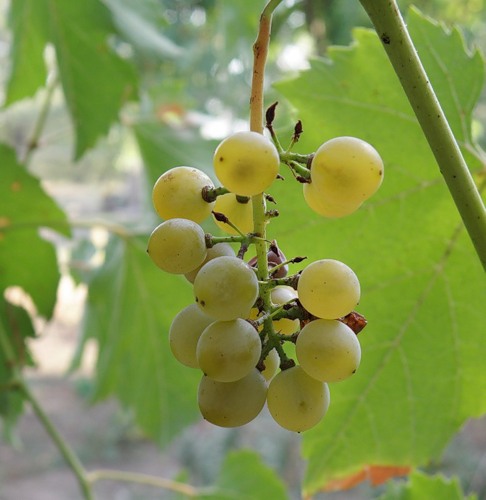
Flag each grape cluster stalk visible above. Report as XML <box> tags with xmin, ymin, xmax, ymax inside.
<box><xmin>147</xmin><ymin>125</ymin><xmax>384</xmax><ymax>432</ymax></box>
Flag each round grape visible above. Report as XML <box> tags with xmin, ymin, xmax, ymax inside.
<box><xmin>152</xmin><ymin>166</ymin><xmax>215</xmax><ymax>223</ymax></box>
<box><xmin>185</xmin><ymin>242</ymin><xmax>235</xmax><ymax>283</ymax></box>
<box><xmin>271</xmin><ymin>286</ymin><xmax>299</xmax><ymax>335</ymax></box>
<box><xmin>213</xmin><ymin>193</ymin><xmax>253</xmax><ymax>235</ymax></box>
<box><xmin>193</xmin><ymin>256</ymin><xmax>259</xmax><ymax>321</ymax></box>
<box><xmin>169</xmin><ymin>303</ymin><xmax>214</xmax><ymax>368</ymax></box>
<box><xmin>303</xmin><ymin>182</ymin><xmax>361</xmax><ymax>218</ymax></box>
<box><xmin>297</xmin><ymin>259</ymin><xmax>360</xmax><ymax>319</ymax></box>
<box><xmin>198</xmin><ymin>369</ymin><xmax>267</xmax><ymax>427</ymax></box>
<box><xmin>267</xmin><ymin>365</ymin><xmax>330</xmax><ymax>432</ymax></box>
<box><xmin>260</xmin><ymin>348</ymin><xmax>279</xmax><ymax>381</ymax></box>
<box><xmin>296</xmin><ymin>319</ymin><xmax>361</xmax><ymax>382</ymax></box>
<box><xmin>196</xmin><ymin>319</ymin><xmax>261</xmax><ymax>382</ymax></box>
<box><xmin>213</xmin><ymin>131</ymin><xmax>280</xmax><ymax>196</ymax></box>
<box><xmin>147</xmin><ymin>219</ymin><xmax>207</xmax><ymax>274</ymax></box>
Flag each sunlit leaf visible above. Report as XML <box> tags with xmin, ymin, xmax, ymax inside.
<box><xmin>273</xmin><ymin>8</ymin><xmax>486</xmax><ymax>495</ymax></box>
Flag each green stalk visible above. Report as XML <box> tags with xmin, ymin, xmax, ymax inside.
<box><xmin>359</xmin><ymin>0</ymin><xmax>486</xmax><ymax>270</ymax></box>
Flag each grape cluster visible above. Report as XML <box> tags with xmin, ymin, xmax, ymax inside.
<box><xmin>147</xmin><ymin>126</ymin><xmax>383</xmax><ymax>432</ymax></box>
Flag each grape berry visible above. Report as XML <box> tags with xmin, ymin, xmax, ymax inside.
<box><xmin>147</xmin><ymin>125</ymin><xmax>384</xmax><ymax>432</ymax></box>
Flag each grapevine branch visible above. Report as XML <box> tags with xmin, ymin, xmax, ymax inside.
<box><xmin>359</xmin><ymin>0</ymin><xmax>486</xmax><ymax>270</ymax></box>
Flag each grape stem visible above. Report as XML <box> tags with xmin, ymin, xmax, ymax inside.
<box><xmin>359</xmin><ymin>0</ymin><xmax>486</xmax><ymax>270</ymax></box>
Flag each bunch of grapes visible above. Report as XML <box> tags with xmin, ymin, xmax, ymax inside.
<box><xmin>147</xmin><ymin>116</ymin><xmax>383</xmax><ymax>433</ymax></box>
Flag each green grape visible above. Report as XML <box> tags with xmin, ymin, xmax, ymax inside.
<box><xmin>267</xmin><ymin>365</ymin><xmax>330</xmax><ymax>432</ymax></box>
<box><xmin>185</xmin><ymin>242</ymin><xmax>235</xmax><ymax>283</ymax></box>
<box><xmin>152</xmin><ymin>166</ymin><xmax>215</xmax><ymax>223</ymax></box>
<box><xmin>169</xmin><ymin>303</ymin><xmax>215</xmax><ymax>368</ymax></box>
<box><xmin>296</xmin><ymin>319</ymin><xmax>361</xmax><ymax>382</ymax></box>
<box><xmin>271</xmin><ymin>285</ymin><xmax>299</xmax><ymax>335</ymax></box>
<box><xmin>147</xmin><ymin>219</ymin><xmax>207</xmax><ymax>274</ymax></box>
<box><xmin>198</xmin><ymin>369</ymin><xmax>267</xmax><ymax>427</ymax></box>
<box><xmin>297</xmin><ymin>259</ymin><xmax>360</xmax><ymax>319</ymax></box>
<box><xmin>196</xmin><ymin>319</ymin><xmax>261</xmax><ymax>382</ymax></box>
<box><xmin>310</xmin><ymin>136</ymin><xmax>384</xmax><ymax>205</ymax></box>
<box><xmin>303</xmin><ymin>182</ymin><xmax>361</xmax><ymax>218</ymax></box>
<box><xmin>194</xmin><ymin>256</ymin><xmax>259</xmax><ymax>320</ymax></box>
<box><xmin>213</xmin><ymin>193</ymin><xmax>253</xmax><ymax>235</ymax></box>
<box><xmin>213</xmin><ymin>131</ymin><xmax>280</xmax><ymax>196</ymax></box>
<box><xmin>260</xmin><ymin>348</ymin><xmax>279</xmax><ymax>381</ymax></box>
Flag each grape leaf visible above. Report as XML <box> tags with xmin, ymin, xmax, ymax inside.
<box><xmin>0</xmin><ymin>298</ymin><xmax>35</xmax><ymax>440</ymax></box>
<box><xmin>79</xmin><ymin>235</ymin><xmax>200</xmax><ymax>443</ymax></box>
<box><xmin>5</xmin><ymin>0</ymin><xmax>49</xmax><ymax>105</ymax></box>
<box><xmin>379</xmin><ymin>470</ymin><xmax>477</xmax><ymax>500</ymax></box>
<box><xmin>0</xmin><ymin>144</ymin><xmax>69</xmax><ymax>318</ymax></box>
<box><xmin>204</xmin><ymin>450</ymin><xmax>288</xmax><ymax>500</ymax></box>
<box><xmin>46</xmin><ymin>0</ymin><xmax>138</xmax><ymax>159</ymax></box>
<box><xmin>272</xmin><ymin>8</ymin><xmax>486</xmax><ymax>495</ymax></box>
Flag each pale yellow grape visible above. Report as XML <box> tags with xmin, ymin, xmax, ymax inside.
<box><xmin>213</xmin><ymin>131</ymin><xmax>280</xmax><ymax>196</ymax></box>
<box><xmin>271</xmin><ymin>285</ymin><xmax>299</xmax><ymax>335</ymax></box>
<box><xmin>213</xmin><ymin>193</ymin><xmax>253</xmax><ymax>235</ymax></box>
<box><xmin>303</xmin><ymin>182</ymin><xmax>361</xmax><ymax>218</ymax></box>
<box><xmin>196</xmin><ymin>319</ymin><xmax>261</xmax><ymax>382</ymax></box>
<box><xmin>311</xmin><ymin>136</ymin><xmax>384</xmax><ymax>205</ymax></box>
<box><xmin>194</xmin><ymin>256</ymin><xmax>259</xmax><ymax>320</ymax></box>
<box><xmin>152</xmin><ymin>166</ymin><xmax>215</xmax><ymax>222</ymax></box>
<box><xmin>198</xmin><ymin>369</ymin><xmax>267</xmax><ymax>427</ymax></box>
<box><xmin>261</xmin><ymin>348</ymin><xmax>279</xmax><ymax>381</ymax></box>
<box><xmin>147</xmin><ymin>219</ymin><xmax>207</xmax><ymax>274</ymax></box>
<box><xmin>169</xmin><ymin>304</ymin><xmax>214</xmax><ymax>368</ymax></box>
<box><xmin>297</xmin><ymin>259</ymin><xmax>360</xmax><ymax>319</ymax></box>
<box><xmin>184</xmin><ymin>243</ymin><xmax>235</xmax><ymax>283</ymax></box>
<box><xmin>296</xmin><ymin>319</ymin><xmax>361</xmax><ymax>382</ymax></box>
<box><xmin>267</xmin><ymin>365</ymin><xmax>330</xmax><ymax>432</ymax></box>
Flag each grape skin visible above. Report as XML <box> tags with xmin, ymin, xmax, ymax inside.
<box><xmin>213</xmin><ymin>131</ymin><xmax>280</xmax><ymax>196</ymax></box>
<box><xmin>147</xmin><ymin>219</ymin><xmax>207</xmax><ymax>274</ymax></box>
<box><xmin>196</xmin><ymin>319</ymin><xmax>261</xmax><ymax>382</ymax></box>
<box><xmin>184</xmin><ymin>242</ymin><xmax>235</xmax><ymax>283</ymax></box>
<box><xmin>271</xmin><ymin>285</ymin><xmax>299</xmax><ymax>335</ymax></box>
<box><xmin>169</xmin><ymin>303</ymin><xmax>214</xmax><ymax>368</ymax></box>
<box><xmin>198</xmin><ymin>369</ymin><xmax>267</xmax><ymax>427</ymax></box>
<box><xmin>296</xmin><ymin>319</ymin><xmax>361</xmax><ymax>382</ymax></box>
<box><xmin>310</xmin><ymin>136</ymin><xmax>384</xmax><ymax>206</ymax></box>
<box><xmin>193</xmin><ymin>256</ymin><xmax>259</xmax><ymax>321</ymax></box>
<box><xmin>152</xmin><ymin>166</ymin><xmax>215</xmax><ymax>223</ymax></box>
<box><xmin>267</xmin><ymin>365</ymin><xmax>330</xmax><ymax>432</ymax></box>
<box><xmin>297</xmin><ymin>259</ymin><xmax>360</xmax><ymax>319</ymax></box>
<box><xmin>303</xmin><ymin>182</ymin><xmax>361</xmax><ymax>218</ymax></box>
<box><xmin>213</xmin><ymin>193</ymin><xmax>253</xmax><ymax>235</ymax></box>
<box><xmin>260</xmin><ymin>348</ymin><xmax>279</xmax><ymax>381</ymax></box>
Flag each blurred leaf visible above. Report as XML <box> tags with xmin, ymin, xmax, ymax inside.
<box><xmin>324</xmin><ymin>465</ymin><xmax>411</xmax><ymax>491</ymax></box>
<box><xmin>0</xmin><ymin>144</ymin><xmax>69</xmax><ymax>318</ymax></box>
<box><xmin>0</xmin><ymin>298</ymin><xmax>35</xmax><ymax>440</ymax></box>
<box><xmin>102</xmin><ymin>0</ymin><xmax>185</xmax><ymax>59</ymax></box>
<box><xmin>47</xmin><ymin>0</ymin><xmax>138</xmax><ymax>159</ymax></box>
<box><xmin>204</xmin><ymin>450</ymin><xmax>289</xmax><ymax>500</ymax></box>
<box><xmin>378</xmin><ymin>470</ymin><xmax>477</xmax><ymax>500</ymax></box>
<box><xmin>272</xmin><ymin>8</ymin><xmax>486</xmax><ymax>496</ymax></box>
<box><xmin>5</xmin><ymin>0</ymin><xmax>49</xmax><ymax>105</ymax></box>
<box><xmin>80</xmin><ymin>234</ymin><xmax>200</xmax><ymax>443</ymax></box>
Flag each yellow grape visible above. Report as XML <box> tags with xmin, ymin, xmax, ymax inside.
<box><xmin>297</xmin><ymin>259</ymin><xmax>360</xmax><ymax>319</ymax></box>
<box><xmin>198</xmin><ymin>369</ymin><xmax>267</xmax><ymax>427</ymax></box>
<box><xmin>303</xmin><ymin>182</ymin><xmax>361</xmax><ymax>218</ymax></box>
<box><xmin>311</xmin><ymin>136</ymin><xmax>384</xmax><ymax>205</ymax></box>
<box><xmin>169</xmin><ymin>303</ymin><xmax>214</xmax><ymax>368</ymax></box>
<box><xmin>196</xmin><ymin>319</ymin><xmax>261</xmax><ymax>382</ymax></box>
<box><xmin>193</xmin><ymin>256</ymin><xmax>259</xmax><ymax>321</ymax></box>
<box><xmin>184</xmin><ymin>242</ymin><xmax>235</xmax><ymax>283</ymax></box>
<box><xmin>152</xmin><ymin>166</ymin><xmax>215</xmax><ymax>223</ymax></box>
<box><xmin>213</xmin><ymin>131</ymin><xmax>280</xmax><ymax>196</ymax></box>
<box><xmin>267</xmin><ymin>365</ymin><xmax>330</xmax><ymax>432</ymax></box>
<box><xmin>271</xmin><ymin>285</ymin><xmax>299</xmax><ymax>335</ymax></box>
<box><xmin>147</xmin><ymin>219</ymin><xmax>207</xmax><ymax>274</ymax></box>
<box><xmin>260</xmin><ymin>348</ymin><xmax>279</xmax><ymax>381</ymax></box>
<box><xmin>296</xmin><ymin>319</ymin><xmax>361</xmax><ymax>382</ymax></box>
<box><xmin>213</xmin><ymin>193</ymin><xmax>253</xmax><ymax>235</ymax></box>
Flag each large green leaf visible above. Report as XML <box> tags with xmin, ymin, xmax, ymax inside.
<box><xmin>272</xmin><ymin>8</ymin><xmax>486</xmax><ymax>495</ymax></box>
<box><xmin>80</xmin><ymin>235</ymin><xmax>200</xmax><ymax>443</ymax></box>
<box><xmin>5</xmin><ymin>0</ymin><xmax>49</xmax><ymax>105</ymax></box>
<box><xmin>0</xmin><ymin>144</ymin><xmax>69</xmax><ymax>318</ymax></box>
<box><xmin>46</xmin><ymin>0</ymin><xmax>138</xmax><ymax>159</ymax></box>
<box><xmin>379</xmin><ymin>470</ymin><xmax>477</xmax><ymax>500</ymax></box>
